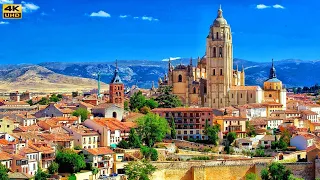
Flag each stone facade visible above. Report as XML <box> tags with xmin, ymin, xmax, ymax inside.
<box><xmin>158</xmin><ymin>6</ymin><xmax>286</xmax><ymax>110</ymax></box>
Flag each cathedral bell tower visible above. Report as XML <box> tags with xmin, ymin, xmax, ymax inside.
<box><xmin>206</xmin><ymin>5</ymin><xmax>233</xmax><ymax>108</ymax></box>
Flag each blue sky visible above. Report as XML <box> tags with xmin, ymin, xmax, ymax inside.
<box><xmin>0</xmin><ymin>0</ymin><xmax>320</xmax><ymax>64</ymax></box>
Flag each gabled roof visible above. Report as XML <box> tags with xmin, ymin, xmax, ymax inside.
<box><xmin>85</xmin><ymin>147</ymin><xmax>114</xmax><ymax>155</ymax></box>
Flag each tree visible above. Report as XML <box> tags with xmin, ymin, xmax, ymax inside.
<box><xmin>137</xmin><ymin>113</ymin><xmax>169</xmax><ymax>147</ymax></box>
<box><xmin>246</xmin><ymin>121</ymin><xmax>256</xmax><ymax>137</ymax></box>
<box><xmin>48</xmin><ymin>162</ymin><xmax>59</xmax><ymax>174</ymax></box>
<box><xmin>246</xmin><ymin>173</ymin><xmax>257</xmax><ymax>180</ymax></box>
<box><xmin>140</xmin><ymin>146</ymin><xmax>158</xmax><ymax>161</ymax></box>
<box><xmin>204</xmin><ymin>119</ymin><xmax>210</xmax><ymax>134</ymax></box>
<box><xmin>254</xmin><ymin>148</ymin><xmax>265</xmax><ymax>157</ymax></box>
<box><xmin>92</xmin><ymin>167</ymin><xmax>99</xmax><ymax>180</ymax></box>
<box><xmin>35</xmin><ymin>165</ymin><xmax>49</xmax><ymax>180</ymax></box>
<box><xmin>227</xmin><ymin>132</ymin><xmax>237</xmax><ymax>145</ymax></box>
<box><xmin>55</xmin><ymin>149</ymin><xmax>86</xmax><ymax>174</ymax></box>
<box><xmin>155</xmin><ymin>86</ymin><xmax>182</xmax><ymax>108</ymax></box>
<box><xmin>26</xmin><ymin>99</ymin><xmax>33</xmax><ymax>106</ymax></box>
<box><xmin>170</xmin><ymin>116</ymin><xmax>176</xmax><ymax>139</ymax></box>
<box><xmin>68</xmin><ymin>174</ymin><xmax>77</xmax><ymax>180</ymax></box>
<box><xmin>50</xmin><ymin>94</ymin><xmax>61</xmax><ymax>102</ymax></box>
<box><xmin>72</xmin><ymin>108</ymin><xmax>89</xmax><ymax>122</ymax></box>
<box><xmin>205</xmin><ymin>124</ymin><xmax>220</xmax><ymax>146</ymax></box>
<box><xmin>38</xmin><ymin>97</ymin><xmax>49</xmax><ymax>105</ymax></box>
<box><xmin>57</xmin><ymin>94</ymin><xmax>63</xmax><ymax>99</ymax></box>
<box><xmin>130</xmin><ymin>91</ymin><xmax>146</xmax><ymax>111</ymax></box>
<box><xmin>261</xmin><ymin>162</ymin><xmax>293</xmax><ymax>180</ymax></box>
<box><xmin>124</xmin><ymin>101</ymin><xmax>130</xmax><ymax>111</ymax></box>
<box><xmin>128</xmin><ymin>128</ymin><xmax>141</xmax><ymax>148</ymax></box>
<box><xmin>117</xmin><ymin>140</ymin><xmax>130</xmax><ymax>149</ymax></box>
<box><xmin>72</xmin><ymin>92</ymin><xmax>78</xmax><ymax>98</ymax></box>
<box><xmin>145</xmin><ymin>98</ymin><xmax>159</xmax><ymax>109</ymax></box>
<box><xmin>74</xmin><ymin>145</ymin><xmax>82</xmax><ymax>150</ymax></box>
<box><xmin>140</xmin><ymin>106</ymin><xmax>151</xmax><ymax>114</ymax></box>
<box><xmin>124</xmin><ymin>160</ymin><xmax>156</xmax><ymax>180</ymax></box>
<box><xmin>0</xmin><ymin>164</ymin><xmax>9</xmax><ymax>180</ymax></box>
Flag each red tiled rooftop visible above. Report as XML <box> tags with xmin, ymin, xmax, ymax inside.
<box><xmin>152</xmin><ymin>107</ymin><xmax>213</xmax><ymax>112</ymax></box>
<box><xmin>85</xmin><ymin>147</ymin><xmax>114</xmax><ymax>155</ymax></box>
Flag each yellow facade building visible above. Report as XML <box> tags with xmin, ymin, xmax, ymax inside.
<box><xmin>158</xmin><ymin>6</ymin><xmax>286</xmax><ymax>110</ymax></box>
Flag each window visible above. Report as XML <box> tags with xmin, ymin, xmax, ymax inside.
<box><xmin>193</xmin><ymin>87</ymin><xmax>196</xmax><ymax>94</ymax></box>
<box><xmin>240</xmin><ymin>93</ymin><xmax>243</xmax><ymax>98</ymax></box>
<box><xmin>269</xmin><ymin>94</ymin><xmax>272</xmax><ymax>98</ymax></box>
<box><xmin>178</xmin><ymin>75</ymin><xmax>182</xmax><ymax>82</ymax></box>
<box><xmin>231</xmin><ymin>94</ymin><xmax>233</xmax><ymax>98</ymax></box>
<box><xmin>190</xmin><ymin>131</ymin><xmax>193</xmax><ymax>134</ymax></box>
<box><xmin>112</xmin><ymin>112</ymin><xmax>117</xmax><ymax>118</ymax></box>
<box><xmin>219</xmin><ymin>47</ymin><xmax>223</xmax><ymax>57</ymax></box>
<box><xmin>216</xmin><ymin>32</ymin><xmax>219</xmax><ymax>39</ymax></box>
<box><xmin>213</xmin><ymin>69</ymin><xmax>216</xmax><ymax>76</ymax></box>
<box><xmin>213</xmin><ymin>99</ymin><xmax>215</xmax><ymax>103</ymax></box>
<box><xmin>220</xmin><ymin>69</ymin><xmax>223</xmax><ymax>76</ymax></box>
<box><xmin>220</xmin><ymin>98</ymin><xmax>222</xmax><ymax>103</ymax></box>
<box><xmin>213</xmin><ymin>47</ymin><xmax>216</xmax><ymax>58</ymax></box>
<box><xmin>7</xmin><ymin>125</ymin><xmax>9</xmax><ymax>128</ymax></box>
<box><xmin>204</xmin><ymin>86</ymin><xmax>207</xmax><ymax>94</ymax></box>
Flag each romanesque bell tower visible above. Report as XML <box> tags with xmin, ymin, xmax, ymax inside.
<box><xmin>206</xmin><ymin>5</ymin><xmax>233</xmax><ymax>108</ymax></box>
<box><xmin>110</xmin><ymin>60</ymin><xmax>124</xmax><ymax>105</ymax></box>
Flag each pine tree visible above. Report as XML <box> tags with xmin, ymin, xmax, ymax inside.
<box><xmin>170</xmin><ymin>116</ymin><xmax>176</xmax><ymax>139</ymax></box>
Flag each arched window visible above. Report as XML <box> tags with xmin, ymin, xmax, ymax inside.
<box><xmin>269</xmin><ymin>94</ymin><xmax>272</xmax><ymax>98</ymax></box>
<box><xmin>204</xmin><ymin>86</ymin><xmax>207</xmax><ymax>94</ymax></box>
<box><xmin>213</xmin><ymin>69</ymin><xmax>216</xmax><ymax>76</ymax></box>
<box><xmin>250</xmin><ymin>94</ymin><xmax>253</xmax><ymax>98</ymax></box>
<box><xmin>240</xmin><ymin>93</ymin><xmax>243</xmax><ymax>98</ymax></box>
<box><xmin>219</xmin><ymin>47</ymin><xmax>223</xmax><ymax>57</ymax></box>
<box><xmin>119</xmin><ymin>92</ymin><xmax>121</xmax><ymax>96</ymax></box>
<box><xmin>118</xmin><ymin>86</ymin><xmax>120</xmax><ymax>90</ymax></box>
<box><xmin>112</xmin><ymin>112</ymin><xmax>117</xmax><ymax>118</ymax></box>
<box><xmin>193</xmin><ymin>87</ymin><xmax>196</xmax><ymax>94</ymax></box>
<box><xmin>231</xmin><ymin>94</ymin><xmax>234</xmax><ymax>98</ymax></box>
<box><xmin>220</xmin><ymin>98</ymin><xmax>222</xmax><ymax>103</ymax></box>
<box><xmin>213</xmin><ymin>47</ymin><xmax>216</xmax><ymax>58</ymax></box>
<box><xmin>178</xmin><ymin>74</ymin><xmax>182</xmax><ymax>82</ymax></box>
<box><xmin>213</xmin><ymin>99</ymin><xmax>215</xmax><ymax>103</ymax></box>
<box><xmin>115</xmin><ymin>98</ymin><xmax>118</xmax><ymax>103</ymax></box>
<box><xmin>216</xmin><ymin>32</ymin><xmax>219</xmax><ymax>39</ymax></box>
<box><xmin>220</xmin><ymin>69</ymin><xmax>223</xmax><ymax>76</ymax></box>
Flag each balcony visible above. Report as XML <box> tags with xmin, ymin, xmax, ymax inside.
<box><xmin>42</xmin><ymin>154</ymin><xmax>55</xmax><ymax>161</ymax></box>
<box><xmin>98</xmin><ymin>162</ymin><xmax>109</xmax><ymax>168</ymax></box>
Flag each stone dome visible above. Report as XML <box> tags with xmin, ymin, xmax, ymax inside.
<box><xmin>213</xmin><ymin>6</ymin><xmax>227</xmax><ymax>26</ymax></box>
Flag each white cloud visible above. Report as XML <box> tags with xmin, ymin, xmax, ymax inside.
<box><xmin>119</xmin><ymin>15</ymin><xmax>128</xmax><ymax>18</ymax></box>
<box><xmin>273</xmin><ymin>4</ymin><xmax>285</xmax><ymax>9</ymax></box>
<box><xmin>0</xmin><ymin>21</ymin><xmax>9</xmax><ymax>25</ymax></box>
<box><xmin>256</xmin><ymin>4</ymin><xmax>270</xmax><ymax>9</ymax></box>
<box><xmin>21</xmin><ymin>1</ymin><xmax>40</xmax><ymax>13</ymax></box>
<box><xmin>89</xmin><ymin>10</ymin><xmax>111</xmax><ymax>18</ymax></box>
<box><xmin>141</xmin><ymin>16</ymin><xmax>158</xmax><ymax>21</ymax></box>
<box><xmin>133</xmin><ymin>17</ymin><xmax>139</xmax><ymax>19</ymax></box>
<box><xmin>162</xmin><ymin>57</ymin><xmax>181</xmax><ymax>61</ymax></box>
<box><xmin>41</xmin><ymin>12</ymin><xmax>47</xmax><ymax>16</ymax></box>
<box><xmin>0</xmin><ymin>0</ymin><xmax>13</xmax><ymax>4</ymax></box>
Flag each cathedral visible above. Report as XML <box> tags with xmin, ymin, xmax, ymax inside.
<box><xmin>158</xmin><ymin>6</ymin><xmax>286</xmax><ymax>109</ymax></box>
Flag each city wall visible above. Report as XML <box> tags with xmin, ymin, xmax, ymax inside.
<box><xmin>151</xmin><ymin>160</ymin><xmax>316</xmax><ymax>180</ymax></box>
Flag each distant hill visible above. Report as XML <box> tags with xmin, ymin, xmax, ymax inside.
<box><xmin>0</xmin><ymin>58</ymin><xmax>318</xmax><ymax>92</ymax></box>
<box><xmin>40</xmin><ymin>59</ymin><xmax>320</xmax><ymax>89</ymax></box>
<box><xmin>0</xmin><ymin>65</ymin><xmax>108</xmax><ymax>93</ymax></box>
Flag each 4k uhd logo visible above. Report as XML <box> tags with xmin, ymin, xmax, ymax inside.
<box><xmin>2</xmin><ymin>4</ymin><xmax>22</xmax><ymax>19</ymax></box>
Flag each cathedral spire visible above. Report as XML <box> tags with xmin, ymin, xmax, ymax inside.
<box><xmin>269</xmin><ymin>59</ymin><xmax>277</xmax><ymax>79</ymax></box>
<box><xmin>110</xmin><ymin>59</ymin><xmax>122</xmax><ymax>84</ymax></box>
<box><xmin>217</xmin><ymin>4</ymin><xmax>223</xmax><ymax>18</ymax></box>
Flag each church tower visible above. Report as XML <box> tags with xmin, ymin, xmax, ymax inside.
<box><xmin>206</xmin><ymin>5</ymin><xmax>233</xmax><ymax>108</ymax></box>
<box><xmin>109</xmin><ymin>60</ymin><xmax>124</xmax><ymax>105</ymax></box>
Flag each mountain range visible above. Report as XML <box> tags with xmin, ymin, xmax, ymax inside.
<box><xmin>0</xmin><ymin>58</ymin><xmax>319</xmax><ymax>92</ymax></box>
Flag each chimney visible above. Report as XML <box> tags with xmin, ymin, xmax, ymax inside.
<box><xmin>78</xmin><ymin>115</ymin><xmax>82</xmax><ymax>124</ymax></box>
<box><xmin>49</xmin><ymin>127</ymin><xmax>52</xmax><ymax>132</ymax></box>
<box><xmin>90</xmin><ymin>115</ymin><xmax>93</xmax><ymax>120</ymax></box>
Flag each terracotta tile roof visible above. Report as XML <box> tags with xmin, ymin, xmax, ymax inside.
<box><xmin>0</xmin><ymin>151</ymin><xmax>13</xmax><ymax>161</ymax></box>
<box><xmin>27</xmin><ymin>141</ymin><xmax>55</xmax><ymax>154</ymax></box>
<box><xmin>261</xmin><ymin>135</ymin><xmax>276</xmax><ymax>141</ymax></box>
<box><xmin>249</xmin><ymin>118</ymin><xmax>267</xmax><ymax>126</ymax></box>
<box><xmin>39</xmin><ymin>133</ymin><xmax>73</xmax><ymax>142</ymax></box>
<box><xmin>123</xmin><ymin>113</ymin><xmax>144</xmax><ymax>122</ymax></box>
<box><xmin>152</xmin><ymin>107</ymin><xmax>213</xmax><ymax>112</ymax></box>
<box><xmin>230</xmin><ymin>86</ymin><xmax>260</xmax><ymax>91</ymax></box>
<box><xmin>262</xmin><ymin>102</ymin><xmax>283</xmax><ymax>106</ymax></box>
<box><xmin>301</xmin><ymin>110</ymin><xmax>318</xmax><ymax>115</ymax></box>
<box><xmin>4</xmin><ymin>101</ymin><xmax>29</xmax><ymax>106</ymax></box>
<box><xmin>20</xmin><ymin>147</ymin><xmax>39</xmax><ymax>154</ymax></box>
<box><xmin>93</xmin><ymin>103</ymin><xmax>122</xmax><ymax>109</ymax></box>
<box><xmin>240</xmin><ymin>103</ymin><xmax>266</xmax><ymax>109</ymax></box>
<box><xmin>214</xmin><ymin>116</ymin><xmax>247</xmax><ymax>121</ymax></box>
<box><xmin>92</xmin><ymin>118</ymin><xmax>133</xmax><ymax>131</ymax></box>
<box><xmin>11</xmin><ymin>154</ymin><xmax>27</xmax><ymax>160</ymax></box>
<box><xmin>85</xmin><ymin>147</ymin><xmax>114</xmax><ymax>155</ymax></box>
<box><xmin>66</xmin><ymin>125</ymin><xmax>99</xmax><ymax>136</ymax></box>
<box><xmin>123</xmin><ymin>122</ymin><xmax>137</xmax><ymax>128</ymax></box>
<box><xmin>79</xmin><ymin>101</ymin><xmax>94</xmax><ymax>108</ymax></box>
<box><xmin>304</xmin><ymin>103</ymin><xmax>320</xmax><ymax>108</ymax></box>
<box><xmin>58</xmin><ymin>108</ymin><xmax>74</xmax><ymax>114</ymax></box>
<box><xmin>0</xmin><ymin>139</ymin><xmax>9</xmax><ymax>146</ymax></box>
<box><xmin>271</xmin><ymin>110</ymin><xmax>285</xmax><ymax>115</ymax></box>
<box><xmin>13</xmin><ymin>125</ymin><xmax>42</xmax><ymax>132</ymax></box>
<box><xmin>15</xmin><ymin>113</ymin><xmax>36</xmax><ymax>119</ymax></box>
<box><xmin>285</xmin><ymin>110</ymin><xmax>301</xmax><ymax>114</ymax></box>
